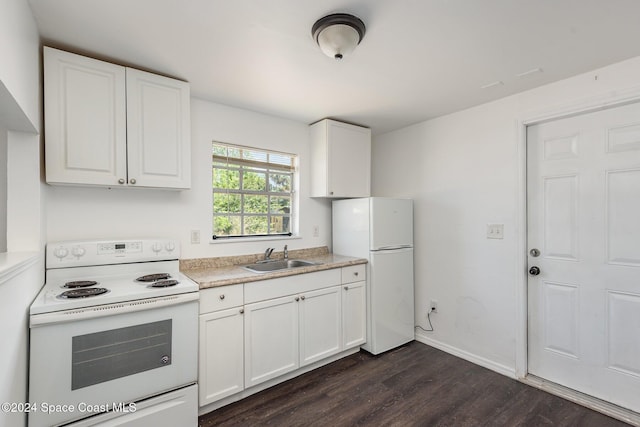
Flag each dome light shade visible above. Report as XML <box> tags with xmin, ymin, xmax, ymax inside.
<box><xmin>312</xmin><ymin>13</ymin><xmax>366</xmax><ymax>60</ymax></box>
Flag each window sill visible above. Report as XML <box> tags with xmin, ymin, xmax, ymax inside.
<box><xmin>209</xmin><ymin>235</ymin><xmax>302</xmax><ymax>245</ymax></box>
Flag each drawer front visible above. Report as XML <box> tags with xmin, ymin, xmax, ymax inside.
<box><xmin>342</xmin><ymin>264</ymin><xmax>366</xmax><ymax>284</ymax></box>
<box><xmin>200</xmin><ymin>284</ymin><xmax>243</xmax><ymax>313</ymax></box>
<box><xmin>244</xmin><ymin>269</ymin><xmax>341</xmax><ymax>304</ymax></box>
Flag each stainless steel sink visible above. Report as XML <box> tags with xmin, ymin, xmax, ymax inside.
<box><xmin>243</xmin><ymin>259</ymin><xmax>318</xmax><ymax>273</ymax></box>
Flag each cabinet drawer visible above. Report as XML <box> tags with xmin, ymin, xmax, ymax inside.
<box><xmin>245</xmin><ymin>269</ymin><xmax>341</xmax><ymax>304</ymax></box>
<box><xmin>200</xmin><ymin>284</ymin><xmax>243</xmax><ymax>313</ymax></box>
<box><xmin>342</xmin><ymin>264</ymin><xmax>366</xmax><ymax>284</ymax></box>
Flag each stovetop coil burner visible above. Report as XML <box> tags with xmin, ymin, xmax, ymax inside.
<box><xmin>136</xmin><ymin>273</ymin><xmax>171</xmax><ymax>282</ymax></box>
<box><xmin>64</xmin><ymin>280</ymin><xmax>99</xmax><ymax>288</ymax></box>
<box><xmin>59</xmin><ymin>287</ymin><xmax>109</xmax><ymax>299</ymax></box>
<box><xmin>149</xmin><ymin>279</ymin><xmax>179</xmax><ymax>288</ymax></box>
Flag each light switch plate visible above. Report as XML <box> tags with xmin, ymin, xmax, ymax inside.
<box><xmin>486</xmin><ymin>223</ymin><xmax>504</xmax><ymax>239</ymax></box>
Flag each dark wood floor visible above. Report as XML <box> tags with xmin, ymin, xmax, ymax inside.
<box><xmin>198</xmin><ymin>341</ymin><xmax>630</xmax><ymax>427</ymax></box>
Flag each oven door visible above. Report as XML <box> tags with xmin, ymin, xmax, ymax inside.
<box><xmin>29</xmin><ymin>293</ymin><xmax>198</xmax><ymax>427</ymax></box>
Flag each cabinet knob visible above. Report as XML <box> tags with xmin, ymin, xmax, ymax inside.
<box><xmin>354</xmin><ymin>272</ymin><xmax>359</xmax><ymax>276</ymax></box>
<box><xmin>330</xmin><ymin>191</ymin><xmax>334</xmax><ymax>195</ymax></box>
<box><xmin>239</xmin><ymin>308</ymin><xmax>244</xmax><ymax>314</ymax></box>
<box><xmin>118</xmin><ymin>179</ymin><xmax>125</xmax><ymax>184</ymax></box>
<box><xmin>344</xmin><ymin>286</ymin><xmax>349</xmax><ymax>291</ymax></box>
<box><xmin>301</xmin><ymin>295</ymin><xmax>306</xmax><ymax>300</ymax></box>
<box><xmin>130</xmin><ymin>178</ymin><xmax>137</xmax><ymax>185</ymax></box>
<box><xmin>295</xmin><ymin>296</ymin><xmax>300</xmax><ymax>302</ymax></box>
<box><xmin>219</xmin><ymin>294</ymin><xmax>225</xmax><ymax>300</ymax></box>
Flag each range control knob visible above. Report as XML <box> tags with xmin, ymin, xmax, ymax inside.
<box><xmin>165</xmin><ymin>242</ymin><xmax>176</xmax><ymax>252</ymax></box>
<box><xmin>152</xmin><ymin>242</ymin><xmax>163</xmax><ymax>253</ymax></box>
<box><xmin>53</xmin><ymin>247</ymin><xmax>69</xmax><ymax>259</ymax></box>
<box><xmin>71</xmin><ymin>247</ymin><xmax>86</xmax><ymax>258</ymax></box>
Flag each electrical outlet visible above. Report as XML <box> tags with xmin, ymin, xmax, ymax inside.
<box><xmin>190</xmin><ymin>230</ymin><xmax>200</xmax><ymax>244</ymax></box>
<box><xmin>430</xmin><ymin>299</ymin><xmax>438</xmax><ymax>313</ymax></box>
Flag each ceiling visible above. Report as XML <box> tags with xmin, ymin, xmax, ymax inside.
<box><xmin>27</xmin><ymin>0</ymin><xmax>640</xmax><ymax>135</ymax></box>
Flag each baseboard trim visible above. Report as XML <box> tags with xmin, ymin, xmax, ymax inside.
<box><xmin>414</xmin><ymin>332</ymin><xmax>516</xmax><ymax>379</ymax></box>
<box><xmin>522</xmin><ymin>375</ymin><xmax>640</xmax><ymax>426</ymax></box>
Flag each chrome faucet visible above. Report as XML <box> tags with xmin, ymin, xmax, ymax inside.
<box><xmin>264</xmin><ymin>247</ymin><xmax>274</xmax><ymax>261</ymax></box>
<box><xmin>283</xmin><ymin>245</ymin><xmax>288</xmax><ymax>260</ymax></box>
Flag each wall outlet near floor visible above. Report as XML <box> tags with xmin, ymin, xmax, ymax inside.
<box><xmin>190</xmin><ymin>229</ymin><xmax>201</xmax><ymax>244</ymax></box>
<box><xmin>430</xmin><ymin>299</ymin><xmax>438</xmax><ymax>313</ymax></box>
<box><xmin>486</xmin><ymin>223</ymin><xmax>504</xmax><ymax>239</ymax></box>
<box><xmin>313</xmin><ymin>225</ymin><xmax>319</xmax><ymax>237</ymax></box>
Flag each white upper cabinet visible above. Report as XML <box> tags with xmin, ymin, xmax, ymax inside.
<box><xmin>309</xmin><ymin>119</ymin><xmax>371</xmax><ymax>198</ymax></box>
<box><xmin>44</xmin><ymin>47</ymin><xmax>191</xmax><ymax>189</ymax></box>
<box><xmin>126</xmin><ymin>68</ymin><xmax>190</xmax><ymax>188</ymax></box>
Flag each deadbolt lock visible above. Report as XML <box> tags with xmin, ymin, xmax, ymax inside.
<box><xmin>530</xmin><ymin>248</ymin><xmax>540</xmax><ymax>257</ymax></box>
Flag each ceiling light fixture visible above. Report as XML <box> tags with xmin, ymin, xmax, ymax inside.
<box><xmin>312</xmin><ymin>13</ymin><xmax>366</xmax><ymax>60</ymax></box>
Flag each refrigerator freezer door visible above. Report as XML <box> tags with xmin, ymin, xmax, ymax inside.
<box><xmin>364</xmin><ymin>247</ymin><xmax>415</xmax><ymax>355</ymax></box>
<box><xmin>332</xmin><ymin>198</ymin><xmax>370</xmax><ymax>259</ymax></box>
<box><xmin>370</xmin><ymin>198</ymin><xmax>413</xmax><ymax>250</ymax></box>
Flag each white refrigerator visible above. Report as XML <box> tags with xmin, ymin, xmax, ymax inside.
<box><xmin>332</xmin><ymin>197</ymin><xmax>414</xmax><ymax>355</ymax></box>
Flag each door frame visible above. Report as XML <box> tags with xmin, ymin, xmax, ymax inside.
<box><xmin>514</xmin><ymin>86</ymin><xmax>640</xmax><ymax>421</ymax></box>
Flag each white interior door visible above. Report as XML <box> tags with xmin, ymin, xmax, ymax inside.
<box><xmin>527</xmin><ymin>101</ymin><xmax>640</xmax><ymax>412</ymax></box>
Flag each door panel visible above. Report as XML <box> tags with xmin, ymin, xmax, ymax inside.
<box><xmin>366</xmin><ymin>248</ymin><xmax>414</xmax><ymax>354</ymax></box>
<box><xmin>370</xmin><ymin>198</ymin><xmax>413</xmax><ymax>250</ymax></box>
<box><xmin>244</xmin><ymin>296</ymin><xmax>298</xmax><ymax>387</ymax></box>
<box><xmin>527</xmin><ymin>101</ymin><xmax>640</xmax><ymax>413</ymax></box>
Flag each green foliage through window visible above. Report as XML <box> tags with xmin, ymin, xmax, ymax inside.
<box><xmin>212</xmin><ymin>142</ymin><xmax>296</xmax><ymax>238</ymax></box>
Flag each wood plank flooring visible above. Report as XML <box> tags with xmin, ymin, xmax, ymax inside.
<box><xmin>198</xmin><ymin>341</ymin><xmax>630</xmax><ymax>426</ymax></box>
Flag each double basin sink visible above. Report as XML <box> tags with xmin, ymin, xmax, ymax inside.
<box><xmin>243</xmin><ymin>259</ymin><xmax>318</xmax><ymax>273</ymax></box>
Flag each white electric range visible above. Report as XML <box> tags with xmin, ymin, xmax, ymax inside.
<box><xmin>29</xmin><ymin>238</ymin><xmax>199</xmax><ymax>427</ymax></box>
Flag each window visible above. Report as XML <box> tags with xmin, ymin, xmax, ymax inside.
<box><xmin>212</xmin><ymin>142</ymin><xmax>296</xmax><ymax>239</ymax></box>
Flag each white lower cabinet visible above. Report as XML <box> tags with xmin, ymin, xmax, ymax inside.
<box><xmin>342</xmin><ymin>280</ymin><xmax>366</xmax><ymax>348</ymax></box>
<box><xmin>198</xmin><ymin>265</ymin><xmax>367</xmax><ymax>407</ymax></box>
<box><xmin>244</xmin><ymin>295</ymin><xmax>299</xmax><ymax>388</ymax></box>
<box><xmin>198</xmin><ymin>285</ymin><xmax>244</xmax><ymax>407</ymax></box>
<box><xmin>299</xmin><ymin>286</ymin><xmax>342</xmax><ymax>366</ymax></box>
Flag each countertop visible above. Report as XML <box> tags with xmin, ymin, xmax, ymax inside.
<box><xmin>181</xmin><ymin>247</ymin><xmax>367</xmax><ymax>290</ymax></box>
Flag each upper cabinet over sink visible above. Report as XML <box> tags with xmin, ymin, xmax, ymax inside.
<box><xmin>44</xmin><ymin>47</ymin><xmax>191</xmax><ymax>189</ymax></box>
<box><xmin>309</xmin><ymin>119</ymin><xmax>371</xmax><ymax>198</ymax></box>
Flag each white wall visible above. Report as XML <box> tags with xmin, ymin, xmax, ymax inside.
<box><xmin>45</xmin><ymin>98</ymin><xmax>332</xmax><ymax>258</ymax></box>
<box><xmin>372</xmin><ymin>55</ymin><xmax>640</xmax><ymax>374</ymax></box>
<box><xmin>0</xmin><ymin>0</ymin><xmax>40</xmax><ymax>129</ymax></box>
<box><xmin>0</xmin><ymin>257</ymin><xmax>44</xmax><ymax>427</ymax></box>
<box><xmin>0</xmin><ymin>128</ymin><xmax>7</xmax><ymax>252</ymax></box>
<box><xmin>0</xmin><ymin>1</ymin><xmax>42</xmax><ymax>427</ymax></box>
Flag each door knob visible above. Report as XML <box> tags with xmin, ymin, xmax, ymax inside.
<box><xmin>529</xmin><ymin>266</ymin><xmax>541</xmax><ymax>276</ymax></box>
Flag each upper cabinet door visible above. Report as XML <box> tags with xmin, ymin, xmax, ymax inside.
<box><xmin>44</xmin><ymin>47</ymin><xmax>127</xmax><ymax>186</ymax></box>
<box><xmin>126</xmin><ymin>68</ymin><xmax>191</xmax><ymax>189</ymax></box>
<box><xmin>309</xmin><ymin>119</ymin><xmax>371</xmax><ymax>198</ymax></box>
<box><xmin>326</xmin><ymin>121</ymin><xmax>371</xmax><ymax>198</ymax></box>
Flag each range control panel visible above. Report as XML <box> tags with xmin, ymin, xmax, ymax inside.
<box><xmin>46</xmin><ymin>239</ymin><xmax>180</xmax><ymax>268</ymax></box>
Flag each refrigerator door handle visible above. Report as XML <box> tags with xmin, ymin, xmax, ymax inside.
<box><xmin>372</xmin><ymin>245</ymin><xmax>413</xmax><ymax>251</ymax></box>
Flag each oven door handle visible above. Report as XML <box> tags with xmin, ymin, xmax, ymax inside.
<box><xmin>30</xmin><ymin>292</ymin><xmax>199</xmax><ymax>327</ymax></box>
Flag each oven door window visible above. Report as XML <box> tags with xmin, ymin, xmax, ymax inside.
<box><xmin>72</xmin><ymin>319</ymin><xmax>172</xmax><ymax>390</ymax></box>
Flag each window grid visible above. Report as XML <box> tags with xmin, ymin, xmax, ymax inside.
<box><xmin>212</xmin><ymin>143</ymin><xmax>295</xmax><ymax>239</ymax></box>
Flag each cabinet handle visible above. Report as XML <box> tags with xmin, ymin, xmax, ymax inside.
<box><xmin>130</xmin><ymin>178</ymin><xmax>137</xmax><ymax>185</ymax></box>
<box><xmin>344</xmin><ymin>286</ymin><xmax>349</xmax><ymax>291</ymax></box>
<box><xmin>239</xmin><ymin>308</ymin><xmax>244</xmax><ymax>314</ymax></box>
<box><xmin>219</xmin><ymin>294</ymin><xmax>225</xmax><ymax>300</ymax></box>
<box><xmin>118</xmin><ymin>179</ymin><xmax>125</xmax><ymax>184</ymax></box>
<box><xmin>295</xmin><ymin>296</ymin><xmax>300</xmax><ymax>302</ymax></box>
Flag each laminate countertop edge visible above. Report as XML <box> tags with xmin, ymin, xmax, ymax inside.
<box><xmin>182</xmin><ymin>254</ymin><xmax>367</xmax><ymax>290</ymax></box>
